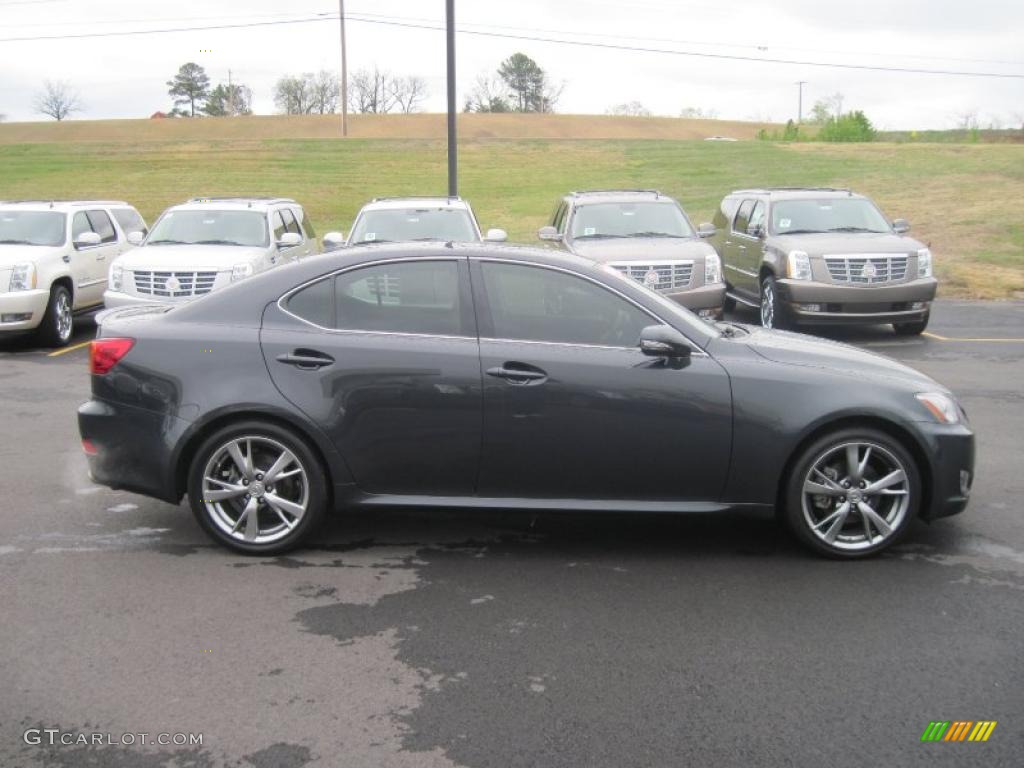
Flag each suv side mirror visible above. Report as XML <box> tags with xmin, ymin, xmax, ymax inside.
<box><xmin>277</xmin><ymin>232</ymin><xmax>302</xmax><ymax>249</ymax></box>
<box><xmin>639</xmin><ymin>325</ymin><xmax>693</xmax><ymax>359</ymax></box>
<box><xmin>697</xmin><ymin>222</ymin><xmax>717</xmax><ymax>239</ymax></box>
<box><xmin>322</xmin><ymin>232</ymin><xmax>346</xmax><ymax>251</ymax></box>
<box><xmin>484</xmin><ymin>228</ymin><xmax>507</xmax><ymax>243</ymax></box>
<box><xmin>746</xmin><ymin>223</ymin><xmax>765</xmax><ymax>238</ymax></box>
<box><xmin>126</xmin><ymin>231</ymin><xmax>145</xmax><ymax>246</ymax></box>
<box><xmin>73</xmin><ymin>231</ymin><xmax>102</xmax><ymax>249</ymax></box>
<box><xmin>537</xmin><ymin>225</ymin><xmax>562</xmax><ymax>242</ymax></box>
<box><xmin>892</xmin><ymin>218</ymin><xmax>910</xmax><ymax>234</ymax></box>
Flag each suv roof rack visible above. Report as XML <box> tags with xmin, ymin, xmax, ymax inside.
<box><xmin>370</xmin><ymin>196</ymin><xmax>464</xmax><ymax>203</ymax></box>
<box><xmin>570</xmin><ymin>189</ymin><xmax>662</xmax><ymax>198</ymax></box>
<box><xmin>1</xmin><ymin>199</ymin><xmax>130</xmax><ymax>206</ymax></box>
<box><xmin>731</xmin><ymin>187</ymin><xmax>853</xmax><ymax>195</ymax></box>
<box><xmin>186</xmin><ymin>197</ymin><xmax>297</xmax><ymax>205</ymax></box>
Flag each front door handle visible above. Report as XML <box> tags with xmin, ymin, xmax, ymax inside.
<box><xmin>276</xmin><ymin>349</ymin><xmax>334</xmax><ymax>370</ymax></box>
<box><xmin>486</xmin><ymin>363</ymin><xmax>548</xmax><ymax>385</ymax></box>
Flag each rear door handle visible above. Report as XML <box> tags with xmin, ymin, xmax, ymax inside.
<box><xmin>276</xmin><ymin>350</ymin><xmax>334</xmax><ymax>370</ymax></box>
<box><xmin>486</xmin><ymin>363</ymin><xmax>548</xmax><ymax>385</ymax></box>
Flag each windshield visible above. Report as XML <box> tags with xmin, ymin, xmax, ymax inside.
<box><xmin>571</xmin><ymin>202</ymin><xmax>695</xmax><ymax>240</ymax></box>
<box><xmin>147</xmin><ymin>210</ymin><xmax>269</xmax><ymax>247</ymax></box>
<box><xmin>0</xmin><ymin>211</ymin><xmax>66</xmax><ymax>247</ymax></box>
<box><xmin>771</xmin><ymin>198</ymin><xmax>892</xmax><ymax>235</ymax></box>
<box><xmin>348</xmin><ymin>208</ymin><xmax>478</xmax><ymax>245</ymax></box>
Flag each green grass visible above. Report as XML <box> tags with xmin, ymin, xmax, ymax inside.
<box><xmin>1</xmin><ymin>138</ymin><xmax>1022</xmax><ymax>298</ymax></box>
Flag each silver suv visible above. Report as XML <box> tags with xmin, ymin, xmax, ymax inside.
<box><xmin>325</xmin><ymin>196</ymin><xmax>506</xmax><ymax>249</ymax></box>
<box><xmin>0</xmin><ymin>200</ymin><xmax>146</xmax><ymax>346</ymax></box>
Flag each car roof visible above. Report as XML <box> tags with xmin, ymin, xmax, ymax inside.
<box><xmin>358</xmin><ymin>197</ymin><xmax>472</xmax><ymax>212</ymax></box>
<box><xmin>0</xmin><ymin>200</ymin><xmax>133</xmax><ymax>212</ymax></box>
<box><xmin>567</xmin><ymin>189</ymin><xmax>674</xmax><ymax>205</ymax></box>
<box><xmin>727</xmin><ymin>188</ymin><xmax>863</xmax><ymax>200</ymax></box>
<box><xmin>174</xmin><ymin>197</ymin><xmax>298</xmax><ymax>212</ymax></box>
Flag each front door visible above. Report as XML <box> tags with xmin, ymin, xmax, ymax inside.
<box><xmin>472</xmin><ymin>259</ymin><xmax>732</xmax><ymax>502</ymax></box>
<box><xmin>260</xmin><ymin>257</ymin><xmax>482</xmax><ymax>496</ymax></box>
<box><xmin>70</xmin><ymin>210</ymin><xmax>121</xmax><ymax>308</ymax></box>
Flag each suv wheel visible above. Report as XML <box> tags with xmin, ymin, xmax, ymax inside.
<box><xmin>894</xmin><ymin>312</ymin><xmax>930</xmax><ymax>336</ymax></box>
<box><xmin>37</xmin><ymin>284</ymin><xmax>74</xmax><ymax>347</ymax></box>
<box><xmin>759</xmin><ymin>275</ymin><xmax>789</xmax><ymax>330</ymax></box>
<box><xmin>782</xmin><ymin>427</ymin><xmax>920</xmax><ymax>558</ymax></box>
<box><xmin>188</xmin><ymin>421</ymin><xmax>327</xmax><ymax>555</ymax></box>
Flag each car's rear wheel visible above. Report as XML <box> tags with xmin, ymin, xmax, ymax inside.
<box><xmin>894</xmin><ymin>312</ymin><xmax>930</xmax><ymax>336</ymax></box>
<box><xmin>37</xmin><ymin>284</ymin><xmax>74</xmax><ymax>347</ymax></box>
<box><xmin>187</xmin><ymin>421</ymin><xmax>327</xmax><ymax>554</ymax></box>
<box><xmin>759</xmin><ymin>275</ymin><xmax>789</xmax><ymax>330</ymax></box>
<box><xmin>782</xmin><ymin>427</ymin><xmax>920</xmax><ymax>558</ymax></box>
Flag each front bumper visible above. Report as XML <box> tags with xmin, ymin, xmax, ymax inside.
<box><xmin>103</xmin><ymin>289</ymin><xmax>177</xmax><ymax>310</ymax></box>
<box><xmin>664</xmin><ymin>282</ymin><xmax>728</xmax><ymax>317</ymax></box>
<box><xmin>916</xmin><ymin>419</ymin><xmax>975</xmax><ymax>521</ymax></box>
<box><xmin>0</xmin><ymin>289</ymin><xmax>49</xmax><ymax>333</ymax></box>
<box><xmin>777</xmin><ymin>277</ymin><xmax>937</xmax><ymax>325</ymax></box>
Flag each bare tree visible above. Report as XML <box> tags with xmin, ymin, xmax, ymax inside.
<box><xmin>955</xmin><ymin>110</ymin><xmax>979</xmax><ymax>131</ymax></box>
<box><xmin>607</xmin><ymin>101</ymin><xmax>651</xmax><ymax>117</ymax></box>
<box><xmin>34</xmin><ymin>80</ymin><xmax>83</xmax><ymax>121</ymax></box>
<box><xmin>390</xmin><ymin>75</ymin><xmax>428</xmax><ymax>114</ymax></box>
<box><xmin>274</xmin><ymin>75</ymin><xmax>314</xmax><ymax>115</ymax></box>
<box><xmin>463</xmin><ymin>74</ymin><xmax>511</xmax><ymax>113</ymax></box>
<box><xmin>310</xmin><ymin>70</ymin><xmax>340</xmax><ymax>114</ymax></box>
<box><xmin>679</xmin><ymin>106</ymin><xmax>718</xmax><ymax>119</ymax></box>
<box><xmin>349</xmin><ymin>67</ymin><xmax>399</xmax><ymax>114</ymax></box>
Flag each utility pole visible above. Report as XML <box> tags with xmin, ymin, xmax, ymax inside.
<box><xmin>446</xmin><ymin>0</ymin><xmax>457</xmax><ymax>197</ymax></box>
<box><xmin>795</xmin><ymin>80</ymin><xmax>807</xmax><ymax>124</ymax></box>
<box><xmin>339</xmin><ymin>0</ymin><xmax>348</xmax><ymax>136</ymax></box>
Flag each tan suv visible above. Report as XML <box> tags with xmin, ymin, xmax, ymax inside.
<box><xmin>710</xmin><ymin>188</ymin><xmax>937</xmax><ymax>334</ymax></box>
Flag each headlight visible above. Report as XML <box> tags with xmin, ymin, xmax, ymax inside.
<box><xmin>917</xmin><ymin>248</ymin><xmax>932</xmax><ymax>278</ymax></box>
<box><xmin>915</xmin><ymin>392</ymin><xmax>960</xmax><ymax>424</ymax></box>
<box><xmin>704</xmin><ymin>253</ymin><xmax>722</xmax><ymax>284</ymax></box>
<box><xmin>10</xmin><ymin>263</ymin><xmax>37</xmax><ymax>291</ymax></box>
<box><xmin>109</xmin><ymin>264</ymin><xmax>123</xmax><ymax>292</ymax></box>
<box><xmin>231</xmin><ymin>263</ymin><xmax>254</xmax><ymax>282</ymax></box>
<box><xmin>787</xmin><ymin>251</ymin><xmax>812</xmax><ymax>281</ymax></box>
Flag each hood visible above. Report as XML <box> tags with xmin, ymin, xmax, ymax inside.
<box><xmin>113</xmin><ymin>244</ymin><xmax>266</xmax><ymax>271</ymax></box>
<box><xmin>735</xmin><ymin>324</ymin><xmax>940</xmax><ymax>391</ymax></box>
<box><xmin>569</xmin><ymin>237</ymin><xmax>715</xmax><ymax>263</ymax></box>
<box><xmin>0</xmin><ymin>244</ymin><xmax>65</xmax><ymax>267</ymax></box>
<box><xmin>770</xmin><ymin>232</ymin><xmax>925</xmax><ymax>256</ymax></box>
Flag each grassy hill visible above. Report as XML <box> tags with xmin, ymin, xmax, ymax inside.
<box><xmin>0</xmin><ymin>115</ymin><xmax>1020</xmax><ymax>298</ymax></box>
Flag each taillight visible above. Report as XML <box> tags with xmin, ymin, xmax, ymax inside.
<box><xmin>90</xmin><ymin>337</ymin><xmax>135</xmax><ymax>375</ymax></box>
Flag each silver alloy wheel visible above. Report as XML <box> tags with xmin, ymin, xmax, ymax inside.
<box><xmin>55</xmin><ymin>291</ymin><xmax>72</xmax><ymax>342</ymax></box>
<box><xmin>760</xmin><ymin>281</ymin><xmax>774</xmax><ymax>328</ymax></box>
<box><xmin>801</xmin><ymin>441</ymin><xmax>911</xmax><ymax>552</ymax></box>
<box><xmin>201</xmin><ymin>435</ymin><xmax>309</xmax><ymax>545</ymax></box>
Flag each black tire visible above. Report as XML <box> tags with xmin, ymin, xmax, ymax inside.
<box><xmin>759</xmin><ymin>275</ymin><xmax>790</xmax><ymax>330</ymax></box>
<box><xmin>187</xmin><ymin>420</ymin><xmax>328</xmax><ymax>555</ymax></box>
<box><xmin>36</xmin><ymin>284</ymin><xmax>74</xmax><ymax>347</ymax></box>
<box><xmin>782</xmin><ymin>427</ymin><xmax>921</xmax><ymax>559</ymax></box>
<box><xmin>894</xmin><ymin>312</ymin><xmax>930</xmax><ymax>336</ymax></box>
<box><xmin>722</xmin><ymin>294</ymin><xmax>737</xmax><ymax>313</ymax></box>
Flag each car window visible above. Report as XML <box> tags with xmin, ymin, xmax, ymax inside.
<box><xmin>553</xmin><ymin>202</ymin><xmax>568</xmax><ymax>233</ymax></box>
<box><xmin>72</xmin><ymin>211</ymin><xmax>93</xmax><ymax>240</ymax></box>
<box><xmin>272</xmin><ymin>211</ymin><xmax>288</xmax><ymax>242</ymax></box>
<box><xmin>732</xmin><ymin>200</ymin><xmax>754</xmax><ymax>234</ymax></box>
<box><xmin>293</xmin><ymin>207</ymin><xmax>315</xmax><ymax>239</ymax></box>
<box><xmin>748</xmin><ymin>201</ymin><xmax>765</xmax><ymax>232</ymax></box>
<box><xmin>147</xmin><ymin>210</ymin><xmax>269</xmax><ymax>247</ymax></box>
<box><xmin>286</xmin><ymin>277</ymin><xmax>334</xmax><ymax>328</ymax></box>
<box><xmin>86</xmin><ymin>210</ymin><xmax>118</xmax><ymax>243</ymax></box>
<box><xmin>570</xmin><ymin>202</ymin><xmax>695</xmax><ymax>239</ymax></box>
<box><xmin>348</xmin><ymin>208</ymin><xmax>478</xmax><ymax>244</ymax></box>
<box><xmin>111</xmin><ymin>207</ymin><xmax>148</xmax><ymax>236</ymax></box>
<box><xmin>280</xmin><ymin>208</ymin><xmax>301</xmax><ymax>236</ymax></box>
<box><xmin>0</xmin><ymin>210</ymin><xmax>66</xmax><ymax>247</ymax></box>
<box><xmin>480</xmin><ymin>262</ymin><xmax>653</xmax><ymax>348</ymax></box>
<box><xmin>770</xmin><ymin>198</ymin><xmax>892</xmax><ymax>235</ymax></box>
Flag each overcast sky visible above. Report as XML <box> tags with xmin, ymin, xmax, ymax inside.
<box><xmin>1</xmin><ymin>0</ymin><xmax>1022</xmax><ymax>128</ymax></box>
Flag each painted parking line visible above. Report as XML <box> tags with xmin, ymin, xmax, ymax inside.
<box><xmin>47</xmin><ymin>340</ymin><xmax>92</xmax><ymax>358</ymax></box>
<box><xmin>923</xmin><ymin>332</ymin><xmax>1024</xmax><ymax>343</ymax></box>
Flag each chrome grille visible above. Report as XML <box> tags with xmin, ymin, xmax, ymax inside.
<box><xmin>824</xmin><ymin>254</ymin><xmax>909</xmax><ymax>285</ymax></box>
<box><xmin>131</xmin><ymin>270</ymin><xmax>217</xmax><ymax>298</ymax></box>
<box><xmin>609</xmin><ymin>261</ymin><xmax>694</xmax><ymax>291</ymax></box>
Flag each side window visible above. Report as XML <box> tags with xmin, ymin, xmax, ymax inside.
<box><xmin>336</xmin><ymin>260</ymin><xmax>462</xmax><ymax>336</ymax></box>
<box><xmin>280</xmin><ymin>208</ymin><xmax>301</xmax><ymax>236</ymax></box>
<box><xmin>111</xmin><ymin>207</ymin><xmax>147</xmax><ymax>236</ymax></box>
<box><xmin>732</xmin><ymin>199</ymin><xmax>754</xmax><ymax>234</ymax></box>
<box><xmin>272</xmin><ymin>211</ymin><xmax>287</xmax><ymax>242</ymax></box>
<box><xmin>480</xmin><ymin>262</ymin><xmax>653</xmax><ymax>348</ymax></box>
<box><xmin>72</xmin><ymin>211</ymin><xmax>93</xmax><ymax>240</ymax></box>
<box><xmin>293</xmin><ymin>207</ymin><xmax>316</xmax><ymax>239</ymax></box>
<box><xmin>748</xmin><ymin>201</ymin><xmax>765</xmax><ymax>232</ymax></box>
<box><xmin>86</xmin><ymin>210</ymin><xmax>117</xmax><ymax>243</ymax></box>
<box><xmin>286</xmin><ymin>277</ymin><xmax>334</xmax><ymax>328</ymax></box>
<box><xmin>553</xmin><ymin>202</ymin><xmax>568</xmax><ymax>233</ymax></box>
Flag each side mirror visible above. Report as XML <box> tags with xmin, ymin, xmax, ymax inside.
<box><xmin>537</xmin><ymin>225</ymin><xmax>562</xmax><ymax>242</ymax></box>
<box><xmin>277</xmin><ymin>232</ymin><xmax>302</xmax><ymax>249</ymax></box>
<box><xmin>639</xmin><ymin>325</ymin><xmax>693</xmax><ymax>359</ymax></box>
<box><xmin>74</xmin><ymin>231</ymin><xmax>102</xmax><ymax>249</ymax></box>
<box><xmin>697</xmin><ymin>222</ymin><xmax>717</xmax><ymax>239</ymax></box>
<box><xmin>322</xmin><ymin>232</ymin><xmax>346</xmax><ymax>251</ymax></box>
<box><xmin>126</xmin><ymin>231</ymin><xmax>145</xmax><ymax>246</ymax></box>
<box><xmin>484</xmin><ymin>228</ymin><xmax>508</xmax><ymax>243</ymax></box>
<box><xmin>892</xmin><ymin>219</ymin><xmax>910</xmax><ymax>234</ymax></box>
<box><xmin>746</xmin><ymin>223</ymin><xmax>765</xmax><ymax>238</ymax></box>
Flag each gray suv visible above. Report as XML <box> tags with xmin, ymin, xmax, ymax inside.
<box><xmin>711</xmin><ymin>188</ymin><xmax>937</xmax><ymax>334</ymax></box>
<box><xmin>538</xmin><ymin>190</ymin><xmax>726</xmax><ymax>319</ymax></box>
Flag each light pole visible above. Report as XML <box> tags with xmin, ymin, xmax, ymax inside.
<box><xmin>446</xmin><ymin>0</ymin><xmax>457</xmax><ymax>197</ymax></box>
<box><xmin>795</xmin><ymin>80</ymin><xmax>807</xmax><ymax>124</ymax></box>
<box><xmin>339</xmin><ymin>0</ymin><xmax>348</xmax><ymax>137</ymax></box>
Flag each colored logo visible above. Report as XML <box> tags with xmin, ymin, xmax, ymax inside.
<box><xmin>921</xmin><ymin>721</ymin><xmax>997</xmax><ymax>742</ymax></box>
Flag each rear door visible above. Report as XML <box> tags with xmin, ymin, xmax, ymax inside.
<box><xmin>260</xmin><ymin>257</ymin><xmax>483</xmax><ymax>496</ymax></box>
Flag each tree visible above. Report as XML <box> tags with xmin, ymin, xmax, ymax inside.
<box><xmin>817</xmin><ymin>110</ymin><xmax>876</xmax><ymax>142</ymax></box>
<box><xmin>497</xmin><ymin>53</ymin><xmax>561</xmax><ymax>113</ymax></box>
<box><xmin>274</xmin><ymin>75</ymin><xmax>314</xmax><ymax>115</ymax></box>
<box><xmin>349</xmin><ymin>67</ymin><xmax>399</xmax><ymax>114</ymax></box>
<box><xmin>204</xmin><ymin>83</ymin><xmax>252</xmax><ymax>117</ymax></box>
<box><xmin>463</xmin><ymin>74</ymin><xmax>512</xmax><ymax>113</ymax></box>
<box><xmin>809</xmin><ymin>93</ymin><xmax>845</xmax><ymax>124</ymax></box>
<box><xmin>607</xmin><ymin>101</ymin><xmax>651</xmax><ymax>117</ymax></box>
<box><xmin>309</xmin><ymin>70</ymin><xmax>340</xmax><ymax>115</ymax></box>
<box><xmin>167</xmin><ymin>63</ymin><xmax>210</xmax><ymax>117</ymax></box>
<box><xmin>679</xmin><ymin>106</ymin><xmax>718</xmax><ymax>119</ymax></box>
<box><xmin>391</xmin><ymin>75</ymin><xmax>428</xmax><ymax>114</ymax></box>
<box><xmin>34</xmin><ymin>80</ymin><xmax>82</xmax><ymax>121</ymax></box>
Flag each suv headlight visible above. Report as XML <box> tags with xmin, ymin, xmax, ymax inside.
<box><xmin>915</xmin><ymin>392</ymin><xmax>960</xmax><ymax>424</ymax></box>
<box><xmin>787</xmin><ymin>251</ymin><xmax>812</xmax><ymax>281</ymax></box>
<box><xmin>704</xmin><ymin>253</ymin><xmax>723</xmax><ymax>284</ymax></box>
<box><xmin>231</xmin><ymin>263</ymin><xmax>254</xmax><ymax>282</ymax></box>
<box><xmin>10</xmin><ymin>263</ymin><xmax>37</xmax><ymax>291</ymax></box>
<box><xmin>917</xmin><ymin>248</ymin><xmax>932</xmax><ymax>278</ymax></box>
<box><xmin>109</xmin><ymin>264</ymin><xmax>124</xmax><ymax>292</ymax></box>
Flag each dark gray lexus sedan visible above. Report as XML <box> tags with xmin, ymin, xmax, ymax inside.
<box><xmin>78</xmin><ymin>244</ymin><xmax>974</xmax><ymax>559</ymax></box>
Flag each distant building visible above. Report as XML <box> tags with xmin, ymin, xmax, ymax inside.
<box><xmin>150</xmin><ymin>111</ymin><xmax>168</xmax><ymax>120</ymax></box>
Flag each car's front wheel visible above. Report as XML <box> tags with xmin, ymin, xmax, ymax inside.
<box><xmin>759</xmin><ymin>275</ymin><xmax>789</xmax><ymax>330</ymax></box>
<box><xmin>188</xmin><ymin>421</ymin><xmax>327</xmax><ymax>554</ymax></box>
<box><xmin>37</xmin><ymin>284</ymin><xmax>74</xmax><ymax>347</ymax></box>
<box><xmin>782</xmin><ymin>427</ymin><xmax>920</xmax><ymax>558</ymax></box>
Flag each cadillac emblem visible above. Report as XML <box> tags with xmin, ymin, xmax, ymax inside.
<box><xmin>643</xmin><ymin>269</ymin><xmax>660</xmax><ymax>287</ymax></box>
<box><xmin>165</xmin><ymin>276</ymin><xmax>181</xmax><ymax>292</ymax></box>
<box><xmin>861</xmin><ymin>262</ymin><xmax>877</xmax><ymax>279</ymax></box>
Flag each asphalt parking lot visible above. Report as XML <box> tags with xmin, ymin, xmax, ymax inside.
<box><xmin>1</xmin><ymin>300</ymin><xmax>1022</xmax><ymax>767</ymax></box>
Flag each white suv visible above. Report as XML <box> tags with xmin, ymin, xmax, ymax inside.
<box><xmin>0</xmin><ymin>200</ymin><xmax>147</xmax><ymax>346</ymax></box>
<box><xmin>324</xmin><ymin>196</ymin><xmax>506</xmax><ymax>250</ymax></box>
<box><xmin>104</xmin><ymin>197</ymin><xmax>317</xmax><ymax>309</ymax></box>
